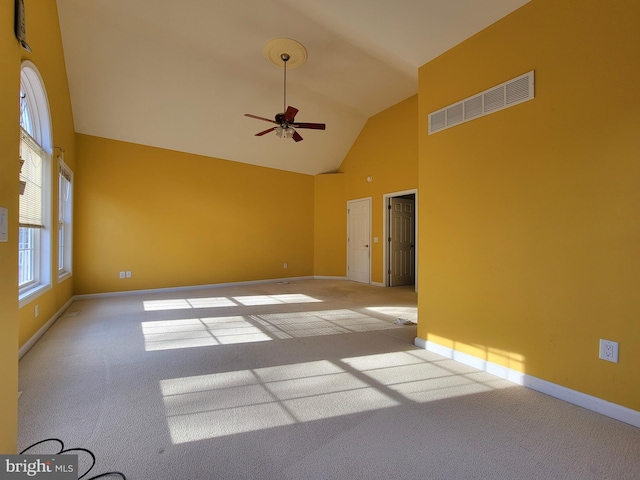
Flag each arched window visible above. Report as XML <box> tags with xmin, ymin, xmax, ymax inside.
<box><xmin>19</xmin><ymin>61</ymin><xmax>52</xmax><ymax>302</ymax></box>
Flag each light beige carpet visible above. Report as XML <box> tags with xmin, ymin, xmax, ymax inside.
<box><xmin>18</xmin><ymin>279</ymin><xmax>640</xmax><ymax>479</ymax></box>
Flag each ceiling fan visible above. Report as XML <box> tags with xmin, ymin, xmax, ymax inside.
<box><xmin>245</xmin><ymin>52</ymin><xmax>325</xmax><ymax>142</ymax></box>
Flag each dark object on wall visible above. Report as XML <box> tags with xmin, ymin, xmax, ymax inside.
<box><xmin>15</xmin><ymin>0</ymin><xmax>31</xmax><ymax>52</ymax></box>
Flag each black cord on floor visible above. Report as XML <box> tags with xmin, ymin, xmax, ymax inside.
<box><xmin>19</xmin><ymin>438</ymin><xmax>126</xmax><ymax>480</ymax></box>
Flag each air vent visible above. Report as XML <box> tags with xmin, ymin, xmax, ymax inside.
<box><xmin>428</xmin><ymin>71</ymin><xmax>534</xmax><ymax>134</ymax></box>
<box><xmin>430</xmin><ymin>110</ymin><xmax>446</xmax><ymax>132</ymax></box>
<box><xmin>446</xmin><ymin>103</ymin><xmax>463</xmax><ymax>126</ymax></box>
<box><xmin>506</xmin><ymin>75</ymin><xmax>530</xmax><ymax>104</ymax></box>
<box><xmin>463</xmin><ymin>96</ymin><xmax>483</xmax><ymax>120</ymax></box>
<box><xmin>484</xmin><ymin>86</ymin><xmax>505</xmax><ymax>112</ymax></box>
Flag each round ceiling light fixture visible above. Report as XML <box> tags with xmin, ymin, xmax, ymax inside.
<box><xmin>263</xmin><ymin>38</ymin><xmax>307</xmax><ymax>68</ymax></box>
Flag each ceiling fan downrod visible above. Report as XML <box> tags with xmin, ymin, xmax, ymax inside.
<box><xmin>281</xmin><ymin>53</ymin><xmax>290</xmax><ymax>116</ymax></box>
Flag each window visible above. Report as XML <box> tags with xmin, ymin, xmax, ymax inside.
<box><xmin>58</xmin><ymin>159</ymin><xmax>73</xmax><ymax>279</ymax></box>
<box><xmin>19</xmin><ymin>61</ymin><xmax>52</xmax><ymax>304</ymax></box>
<box><xmin>18</xmin><ymin>130</ymin><xmax>44</xmax><ymax>287</ymax></box>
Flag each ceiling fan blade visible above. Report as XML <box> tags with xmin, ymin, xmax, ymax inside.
<box><xmin>292</xmin><ymin>130</ymin><xmax>303</xmax><ymax>142</ymax></box>
<box><xmin>245</xmin><ymin>113</ymin><xmax>277</xmax><ymax>124</ymax></box>
<box><xmin>284</xmin><ymin>106</ymin><xmax>299</xmax><ymax>123</ymax></box>
<box><xmin>292</xmin><ymin>122</ymin><xmax>326</xmax><ymax>130</ymax></box>
<box><xmin>255</xmin><ymin>127</ymin><xmax>277</xmax><ymax>136</ymax></box>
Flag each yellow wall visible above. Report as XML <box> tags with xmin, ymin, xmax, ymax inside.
<box><xmin>74</xmin><ymin>134</ymin><xmax>315</xmax><ymax>294</ymax></box>
<box><xmin>0</xmin><ymin>0</ymin><xmax>21</xmax><ymax>454</ymax></box>
<box><xmin>314</xmin><ymin>173</ymin><xmax>347</xmax><ymax>276</ymax></box>
<box><xmin>418</xmin><ymin>0</ymin><xmax>640</xmax><ymax>410</ymax></box>
<box><xmin>315</xmin><ymin>95</ymin><xmax>418</xmax><ymax>282</ymax></box>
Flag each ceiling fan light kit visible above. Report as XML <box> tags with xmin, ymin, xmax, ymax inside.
<box><xmin>245</xmin><ymin>38</ymin><xmax>325</xmax><ymax>142</ymax></box>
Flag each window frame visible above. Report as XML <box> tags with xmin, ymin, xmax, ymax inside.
<box><xmin>57</xmin><ymin>158</ymin><xmax>73</xmax><ymax>281</ymax></box>
<box><xmin>19</xmin><ymin>61</ymin><xmax>53</xmax><ymax>306</ymax></box>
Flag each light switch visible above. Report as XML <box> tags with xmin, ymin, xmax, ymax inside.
<box><xmin>0</xmin><ymin>207</ymin><xmax>8</xmax><ymax>242</ymax></box>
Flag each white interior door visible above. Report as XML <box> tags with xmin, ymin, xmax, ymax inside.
<box><xmin>389</xmin><ymin>196</ymin><xmax>415</xmax><ymax>286</ymax></box>
<box><xmin>348</xmin><ymin>198</ymin><xmax>371</xmax><ymax>284</ymax></box>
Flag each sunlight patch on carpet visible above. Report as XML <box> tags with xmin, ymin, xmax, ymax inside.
<box><xmin>143</xmin><ymin>294</ymin><xmax>321</xmax><ymax>311</ymax></box>
<box><xmin>252</xmin><ymin>309</ymin><xmax>400</xmax><ymax>339</ymax></box>
<box><xmin>341</xmin><ymin>351</ymin><xmax>513</xmax><ymax>403</ymax></box>
<box><xmin>141</xmin><ymin>309</ymin><xmax>401</xmax><ymax>351</ymax></box>
<box><xmin>141</xmin><ymin>316</ymin><xmax>272</xmax><ymax>350</ymax></box>
<box><xmin>160</xmin><ymin>360</ymin><xmax>400</xmax><ymax>444</ymax></box>
<box><xmin>366</xmin><ymin>306</ymin><xmax>417</xmax><ymax>322</ymax></box>
<box><xmin>233</xmin><ymin>294</ymin><xmax>322</xmax><ymax>306</ymax></box>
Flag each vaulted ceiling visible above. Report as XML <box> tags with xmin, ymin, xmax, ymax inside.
<box><xmin>56</xmin><ymin>0</ymin><xmax>530</xmax><ymax>175</ymax></box>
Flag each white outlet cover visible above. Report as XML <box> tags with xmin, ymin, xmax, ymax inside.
<box><xmin>599</xmin><ymin>339</ymin><xmax>619</xmax><ymax>363</ymax></box>
<box><xmin>0</xmin><ymin>207</ymin><xmax>7</xmax><ymax>242</ymax></box>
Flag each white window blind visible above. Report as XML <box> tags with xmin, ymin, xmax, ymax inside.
<box><xmin>19</xmin><ymin>128</ymin><xmax>45</xmax><ymax>228</ymax></box>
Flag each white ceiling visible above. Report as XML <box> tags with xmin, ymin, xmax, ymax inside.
<box><xmin>56</xmin><ymin>0</ymin><xmax>530</xmax><ymax>175</ymax></box>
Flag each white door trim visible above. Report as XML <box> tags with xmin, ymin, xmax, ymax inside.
<box><xmin>347</xmin><ymin>197</ymin><xmax>372</xmax><ymax>284</ymax></box>
<box><xmin>383</xmin><ymin>189</ymin><xmax>418</xmax><ymax>291</ymax></box>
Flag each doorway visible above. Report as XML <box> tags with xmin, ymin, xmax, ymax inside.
<box><xmin>347</xmin><ymin>198</ymin><xmax>371</xmax><ymax>284</ymax></box>
<box><xmin>384</xmin><ymin>190</ymin><xmax>417</xmax><ymax>289</ymax></box>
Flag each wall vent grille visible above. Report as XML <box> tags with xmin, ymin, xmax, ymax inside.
<box><xmin>428</xmin><ymin>71</ymin><xmax>534</xmax><ymax>134</ymax></box>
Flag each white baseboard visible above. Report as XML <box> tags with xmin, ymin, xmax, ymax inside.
<box><xmin>414</xmin><ymin>337</ymin><xmax>640</xmax><ymax>429</ymax></box>
<box><xmin>73</xmin><ymin>276</ymin><xmax>316</xmax><ymax>300</ymax></box>
<box><xmin>19</xmin><ymin>298</ymin><xmax>74</xmax><ymax>359</ymax></box>
<box><xmin>313</xmin><ymin>275</ymin><xmax>348</xmax><ymax>281</ymax></box>
<box><xmin>313</xmin><ymin>277</ymin><xmax>383</xmax><ymax>286</ymax></box>
<box><xmin>314</xmin><ymin>277</ymin><xmax>386</xmax><ymax>287</ymax></box>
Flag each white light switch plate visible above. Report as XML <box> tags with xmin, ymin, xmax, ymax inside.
<box><xmin>0</xmin><ymin>207</ymin><xmax>8</xmax><ymax>242</ymax></box>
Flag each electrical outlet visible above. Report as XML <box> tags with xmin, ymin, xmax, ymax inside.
<box><xmin>34</xmin><ymin>304</ymin><xmax>38</xmax><ymax>317</ymax></box>
<box><xmin>283</xmin><ymin>263</ymin><xmax>288</xmax><ymax>269</ymax></box>
<box><xmin>126</xmin><ymin>271</ymin><xmax>131</xmax><ymax>278</ymax></box>
<box><xmin>599</xmin><ymin>339</ymin><xmax>618</xmax><ymax>363</ymax></box>
<box><xmin>119</xmin><ymin>271</ymin><xmax>125</xmax><ymax>279</ymax></box>
<box><xmin>0</xmin><ymin>207</ymin><xmax>8</xmax><ymax>242</ymax></box>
